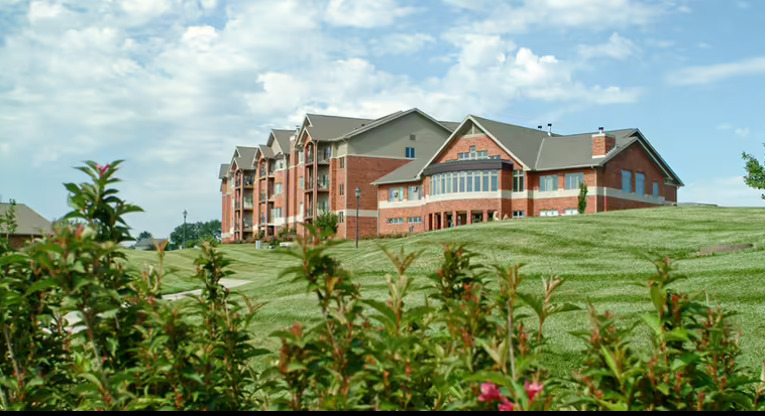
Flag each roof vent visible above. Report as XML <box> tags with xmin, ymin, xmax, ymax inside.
<box><xmin>547</xmin><ymin>123</ymin><xmax>552</xmax><ymax>137</ymax></box>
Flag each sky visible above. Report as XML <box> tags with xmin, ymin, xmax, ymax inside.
<box><xmin>0</xmin><ymin>0</ymin><xmax>764</xmax><ymax>238</ymax></box>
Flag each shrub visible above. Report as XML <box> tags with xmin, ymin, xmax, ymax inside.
<box><xmin>1</xmin><ymin>160</ymin><xmax>762</xmax><ymax>411</ymax></box>
<box><xmin>314</xmin><ymin>211</ymin><xmax>338</xmax><ymax>238</ymax></box>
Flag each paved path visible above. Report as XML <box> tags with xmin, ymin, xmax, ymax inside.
<box><xmin>162</xmin><ymin>279</ymin><xmax>252</xmax><ymax>301</ymax></box>
<box><xmin>63</xmin><ymin>279</ymin><xmax>253</xmax><ymax>329</ymax></box>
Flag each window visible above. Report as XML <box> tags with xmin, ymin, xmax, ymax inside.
<box><xmin>470</xmin><ymin>146</ymin><xmax>477</xmax><ymax>159</ymax></box>
<box><xmin>565</xmin><ymin>173</ymin><xmax>584</xmax><ymax>190</ymax></box>
<box><xmin>298</xmin><ymin>151</ymin><xmax>304</xmax><ymax>164</ymax></box>
<box><xmin>389</xmin><ymin>187</ymin><xmax>404</xmax><ymax>202</ymax></box>
<box><xmin>338</xmin><ymin>212</ymin><xmax>344</xmax><ymax>224</ymax></box>
<box><xmin>271</xmin><ymin>208</ymin><xmax>283</xmax><ymax>219</ymax></box>
<box><xmin>408</xmin><ymin>186</ymin><xmax>420</xmax><ymax>200</ymax></box>
<box><xmin>513</xmin><ymin>170</ymin><xmax>525</xmax><ymax>192</ymax></box>
<box><xmin>453</xmin><ymin>173</ymin><xmax>459</xmax><ymax>193</ymax></box>
<box><xmin>441</xmin><ymin>174</ymin><xmax>446</xmax><ymax>194</ymax></box>
<box><xmin>299</xmin><ymin>202</ymin><xmax>304</xmax><ymax>216</ymax></box>
<box><xmin>275</xmin><ymin>183</ymin><xmax>283</xmax><ymax>195</ymax></box>
<box><xmin>467</xmin><ymin>171</ymin><xmax>473</xmax><ymax>192</ymax></box>
<box><xmin>405</xmin><ymin>147</ymin><xmax>415</xmax><ymax>158</ymax></box>
<box><xmin>339</xmin><ymin>157</ymin><xmax>345</xmax><ymax>168</ymax></box>
<box><xmin>387</xmin><ymin>218</ymin><xmax>404</xmax><ymax>225</ymax></box>
<box><xmin>278</xmin><ymin>160</ymin><xmax>284</xmax><ymax>169</ymax></box>
<box><xmin>539</xmin><ymin>175</ymin><xmax>559</xmax><ymax>192</ymax></box>
<box><xmin>540</xmin><ymin>210</ymin><xmax>560</xmax><ymax>217</ymax></box>
<box><xmin>474</xmin><ymin>171</ymin><xmax>481</xmax><ymax>192</ymax></box>
<box><xmin>483</xmin><ymin>170</ymin><xmax>490</xmax><ymax>192</ymax></box>
<box><xmin>653</xmin><ymin>182</ymin><xmax>659</xmax><ymax>197</ymax></box>
<box><xmin>446</xmin><ymin>172</ymin><xmax>453</xmax><ymax>193</ymax></box>
<box><xmin>340</xmin><ymin>184</ymin><xmax>344</xmax><ymax>196</ymax></box>
<box><xmin>513</xmin><ymin>210</ymin><xmax>525</xmax><ymax>218</ymax></box>
<box><xmin>491</xmin><ymin>171</ymin><xmax>499</xmax><ymax>191</ymax></box>
<box><xmin>563</xmin><ymin>209</ymin><xmax>579</xmax><ymax>216</ymax></box>
<box><xmin>459</xmin><ymin>172</ymin><xmax>466</xmax><ymax>192</ymax></box>
<box><xmin>299</xmin><ymin>177</ymin><xmax>304</xmax><ymax>189</ymax></box>
<box><xmin>407</xmin><ymin>217</ymin><xmax>422</xmax><ymax>223</ymax></box>
<box><xmin>478</xmin><ymin>150</ymin><xmax>489</xmax><ymax>159</ymax></box>
<box><xmin>622</xmin><ymin>170</ymin><xmax>632</xmax><ymax>193</ymax></box>
<box><xmin>635</xmin><ymin>173</ymin><xmax>645</xmax><ymax>195</ymax></box>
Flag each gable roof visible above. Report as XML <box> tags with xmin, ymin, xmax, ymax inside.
<box><xmin>331</xmin><ymin>108</ymin><xmax>456</xmax><ymax>141</ymax></box>
<box><xmin>268</xmin><ymin>129</ymin><xmax>294</xmax><ymax>155</ymax></box>
<box><xmin>0</xmin><ymin>203</ymin><xmax>52</xmax><ymax>236</ymax></box>
<box><xmin>218</xmin><ymin>163</ymin><xmax>230</xmax><ymax>179</ymax></box>
<box><xmin>258</xmin><ymin>144</ymin><xmax>274</xmax><ymax>160</ymax></box>
<box><xmin>232</xmin><ymin>146</ymin><xmax>258</xmax><ymax>170</ymax></box>
<box><xmin>374</xmin><ymin>115</ymin><xmax>683</xmax><ymax>186</ymax></box>
<box><xmin>302</xmin><ymin>114</ymin><xmax>373</xmax><ymax>143</ymax></box>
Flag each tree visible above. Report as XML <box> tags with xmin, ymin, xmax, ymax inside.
<box><xmin>578</xmin><ymin>181</ymin><xmax>588</xmax><ymax>215</ymax></box>
<box><xmin>168</xmin><ymin>220</ymin><xmax>221</xmax><ymax>250</ymax></box>
<box><xmin>136</xmin><ymin>231</ymin><xmax>153</xmax><ymax>240</ymax></box>
<box><xmin>742</xmin><ymin>143</ymin><xmax>765</xmax><ymax>200</ymax></box>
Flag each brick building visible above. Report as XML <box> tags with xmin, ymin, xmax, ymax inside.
<box><xmin>0</xmin><ymin>202</ymin><xmax>53</xmax><ymax>248</ymax></box>
<box><xmin>219</xmin><ymin>111</ymin><xmax>681</xmax><ymax>241</ymax></box>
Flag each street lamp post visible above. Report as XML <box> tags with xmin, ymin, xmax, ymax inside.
<box><xmin>355</xmin><ymin>187</ymin><xmax>361</xmax><ymax>249</ymax></box>
<box><xmin>183</xmin><ymin>209</ymin><xmax>188</xmax><ymax>249</ymax></box>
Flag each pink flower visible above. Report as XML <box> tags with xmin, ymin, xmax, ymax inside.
<box><xmin>95</xmin><ymin>163</ymin><xmax>110</xmax><ymax>177</ymax></box>
<box><xmin>478</xmin><ymin>382</ymin><xmax>502</xmax><ymax>403</ymax></box>
<box><xmin>524</xmin><ymin>380</ymin><xmax>544</xmax><ymax>402</ymax></box>
<box><xmin>498</xmin><ymin>397</ymin><xmax>515</xmax><ymax>411</ymax></box>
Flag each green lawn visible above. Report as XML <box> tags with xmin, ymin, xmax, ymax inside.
<box><xmin>125</xmin><ymin>206</ymin><xmax>765</xmax><ymax>372</ymax></box>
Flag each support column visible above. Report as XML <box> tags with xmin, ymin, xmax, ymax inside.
<box><xmin>483</xmin><ymin>210</ymin><xmax>489</xmax><ymax>222</ymax></box>
<box><xmin>453</xmin><ymin>210</ymin><xmax>458</xmax><ymax>227</ymax></box>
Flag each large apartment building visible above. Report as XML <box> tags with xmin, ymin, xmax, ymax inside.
<box><xmin>219</xmin><ymin>109</ymin><xmax>682</xmax><ymax>242</ymax></box>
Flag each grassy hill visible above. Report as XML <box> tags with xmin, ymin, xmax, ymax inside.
<box><xmin>125</xmin><ymin>206</ymin><xmax>765</xmax><ymax>371</ymax></box>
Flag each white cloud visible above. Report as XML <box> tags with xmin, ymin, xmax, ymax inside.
<box><xmin>0</xmin><ymin>0</ymin><xmax>645</xmax><ymax>236</ymax></box>
<box><xmin>370</xmin><ymin>33</ymin><xmax>435</xmax><ymax>56</ymax></box>
<box><xmin>680</xmin><ymin>176</ymin><xmax>764</xmax><ymax>207</ymax></box>
<box><xmin>667</xmin><ymin>57</ymin><xmax>765</xmax><ymax>85</ymax></box>
<box><xmin>28</xmin><ymin>0</ymin><xmax>65</xmax><ymax>22</ymax></box>
<box><xmin>325</xmin><ymin>0</ymin><xmax>417</xmax><ymax>28</ymax></box>
<box><xmin>578</xmin><ymin>32</ymin><xmax>640</xmax><ymax>60</ymax></box>
<box><xmin>717</xmin><ymin>123</ymin><xmax>751</xmax><ymax>138</ymax></box>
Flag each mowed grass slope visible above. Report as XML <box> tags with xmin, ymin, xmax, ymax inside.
<box><xmin>126</xmin><ymin>207</ymin><xmax>765</xmax><ymax>371</ymax></box>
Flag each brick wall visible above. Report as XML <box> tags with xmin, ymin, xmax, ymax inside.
<box><xmin>434</xmin><ymin>134</ymin><xmax>515</xmax><ymax>164</ymax></box>
<box><xmin>602</xmin><ymin>142</ymin><xmax>666</xmax><ymax>197</ymax></box>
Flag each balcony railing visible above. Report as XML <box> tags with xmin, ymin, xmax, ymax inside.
<box><xmin>243</xmin><ymin>198</ymin><xmax>254</xmax><ymax>209</ymax></box>
<box><xmin>317</xmin><ymin>179</ymin><xmax>330</xmax><ymax>190</ymax></box>
<box><xmin>317</xmin><ymin>156</ymin><xmax>330</xmax><ymax>165</ymax></box>
<box><xmin>243</xmin><ymin>177</ymin><xmax>254</xmax><ymax>187</ymax></box>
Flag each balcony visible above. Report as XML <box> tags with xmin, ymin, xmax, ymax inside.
<box><xmin>243</xmin><ymin>176</ymin><xmax>255</xmax><ymax>188</ymax></box>
<box><xmin>306</xmin><ymin>151</ymin><xmax>315</xmax><ymax>164</ymax></box>
<box><xmin>317</xmin><ymin>179</ymin><xmax>330</xmax><ymax>192</ymax></box>
<box><xmin>243</xmin><ymin>198</ymin><xmax>254</xmax><ymax>209</ymax></box>
<box><xmin>317</xmin><ymin>156</ymin><xmax>330</xmax><ymax>165</ymax></box>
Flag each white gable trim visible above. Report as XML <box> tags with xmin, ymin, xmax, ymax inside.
<box><xmin>412</xmin><ymin>115</ymin><xmax>531</xmax><ymax>182</ymax></box>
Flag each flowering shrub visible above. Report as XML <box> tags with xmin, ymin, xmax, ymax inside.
<box><xmin>0</xmin><ymin>160</ymin><xmax>762</xmax><ymax>411</ymax></box>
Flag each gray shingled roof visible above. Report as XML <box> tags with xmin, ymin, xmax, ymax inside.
<box><xmin>471</xmin><ymin>115</ymin><xmax>553</xmax><ymax>168</ymax></box>
<box><xmin>373</xmin><ymin>158</ymin><xmax>432</xmax><ymax>185</ymax></box>
<box><xmin>271</xmin><ymin>129</ymin><xmax>294</xmax><ymax>155</ymax></box>
<box><xmin>374</xmin><ymin>116</ymin><xmax>681</xmax><ymax>185</ymax></box>
<box><xmin>0</xmin><ymin>203</ymin><xmax>52</xmax><ymax>236</ymax></box>
<box><xmin>535</xmin><ymin>129</ymin><xmax>637</xmax><ymax>170</ymax></box>
<box><xmin>218</xmin><ymin>163</ymin><xmax>230</xmax><ymax>179</ymax></box>
<box><xmin>233</xmin><ymin>146</ymin><xmax>258</xmax><ymax>170</ymax></box>
<box><xmin>258</xmin><ymin>145</ymin><xmax>274</xmax><ymax>159</ymax></box>
<box><xmin>439</xmin><ymin>121</ymin><xmax>462</xmax><ymax>131</ymax></box>
<box><xmin>305</xmin><ymin>114</ymin><xmax>373</xmax><ymax>142</ymax></box>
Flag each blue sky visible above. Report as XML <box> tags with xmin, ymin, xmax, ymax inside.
<box><xmin>1</xmin><ymin>0</ymin><xmax>764</xmax><ymax>237</ymax></box>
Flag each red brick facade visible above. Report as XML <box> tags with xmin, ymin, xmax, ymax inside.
<box><xmin>220</xmin><ymin>114</ymin><xmax>681</xmax><ymax>241</ymax></box>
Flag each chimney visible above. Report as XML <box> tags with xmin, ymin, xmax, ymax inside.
<box><xmin>592</xmin><ymin>127</ymin><xmax>615</xmax><ymax>157</ymax></box>
<box><xmin>547</xmin><ymin>123</ymin><xmax>552</xmax><ymax>137</ymax></box>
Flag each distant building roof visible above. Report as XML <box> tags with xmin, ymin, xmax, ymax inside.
<box><xmin>0</xmin><ymin>203</ymin><xmax>52</xmax><ymax>236</ymax></box>
<box><xmin>135</xmin><ymin>237</ymin><xmax>167</xmax><ymax>250</ymax></box>
<box><xmin>271</xmin><ymin>129</ymin><xmax>294</xmax><ymax>155</ymax></box>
